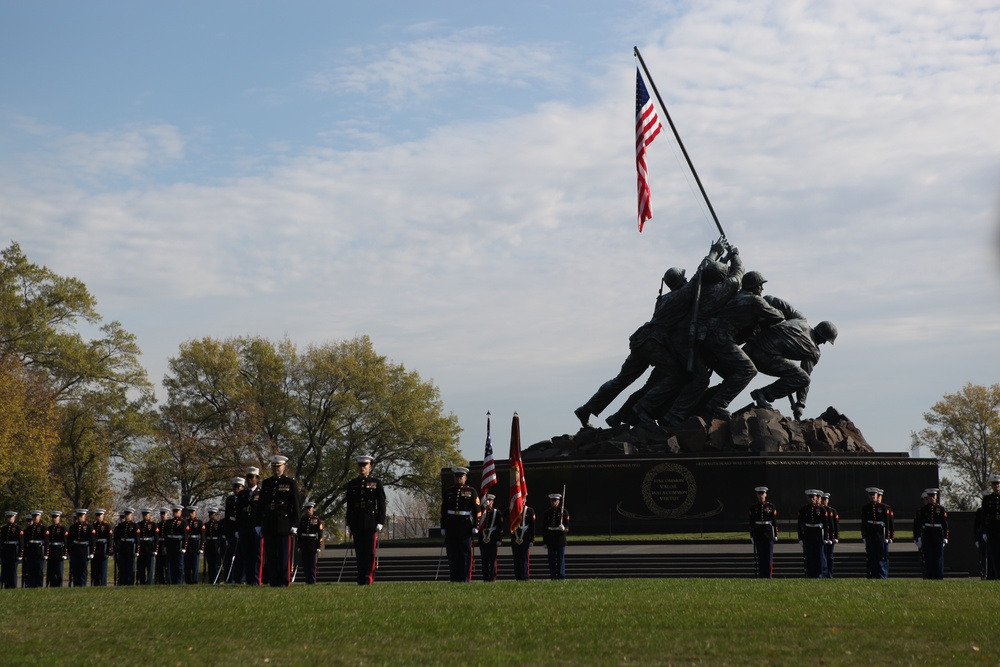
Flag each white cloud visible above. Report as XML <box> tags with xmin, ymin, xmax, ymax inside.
<box><xmin>2</xmin><ymin>1</ymin><xmax>1000</xmax><ymax>457</ymax></box>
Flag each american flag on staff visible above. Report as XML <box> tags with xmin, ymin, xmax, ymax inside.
<box><xmin>508</xmin><ymin>412</ymin><xmax>528</xmax><ymax>532</ymax></box>
<box><xmin>635</xmin><ymin>67</ymin><xmax>662</xmax><ymax>232</ymax></box>
<box><xmin>480</xmin><ymin>412</ymin><xmax>496</xmax><ymax>499</ymax></box>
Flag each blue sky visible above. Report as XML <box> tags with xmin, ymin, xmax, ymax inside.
<box><xmin>2</xmin><ymin>1</ymin><xmax>999</xmax><ymax>466</ymax></box>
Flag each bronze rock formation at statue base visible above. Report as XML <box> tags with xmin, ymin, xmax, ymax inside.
<box><xmin>524</xmin><ymin>406</ymin><xmax>873</xmax><ymax>460</ymax></box>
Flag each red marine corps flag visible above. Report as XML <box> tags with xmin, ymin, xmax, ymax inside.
<box><xmin>635</xmin><ymin>67</ymin><xmax>662</xmax><ymax>232</ymax></box>
<box><xmin>508</xmin><ymin>412</ymin><xmax>528</xmax><ymax>533</ymax></box>
<box><xmin>480</xmin><ymin>412</ymin><xmax>497</xmax><ymax>500</ymax></box>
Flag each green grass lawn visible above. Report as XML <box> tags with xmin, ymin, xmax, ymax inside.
<box><xmin>1</xmin><ymin>579</ymin><xmax>996</xmax><ymax>666</ymax></box>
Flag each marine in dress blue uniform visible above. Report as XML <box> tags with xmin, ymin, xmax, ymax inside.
<box><xmin>236</xmin><ymin>468</ymin><xmax>263</xmax><ymax>585</ymax></box>
<box><xmin>861</xmin><ymin>487</ymin><xmax>894</xmax><ymax>579</ymax></box>
<box><xmin>46</xmin><ymin>511</ymin><xmax>68</xmax><ymax>588</ymax></box>
<box><xmin>983</xmin><ymin>475</ymin><xmax>1000</xmax><ymax>580</ymax></box>
<box><xmin>136</xmin><ymin>509</ymin><xmax>158</xmax><ymax>585</ymax></box>
<box><xmin>821</xmin><ymin>493</ymin><xmax>839</xmax><ymax>578</ymax></box>
<box><xmin>155</xmin><ymin>508</ymin><xmax>171</xmax><ymax>584</ymax></box>
<box><xmin>797</xmin><ymin>490</ymin><xmax>827</xmax><ymax>578</ymax></box>
<box><xmin>440</xmin><ymin>467</ymin><xmax>481</xmax><ymax>583</ymax></box>
<box><xmin>913</xmin><ymin>488</ymin><xmax>949</xmax><ymax>580</ymax></box>
<box><xmin>298</xmin><ymin>503</ymin><xmax>324</xmax><ymax>585</ymax></box>
<box><xmin>345</xmin><ymin>455</ymin><xmax>387</xmax><ymax>585</ymax></box>
<box><xmin>183</xmin><ymin>506</ymin><xmax>205</xmax><ymax>584</ymax></box>
<box><xmin>21</xmin><ymin>511</ymin><xmax>47</xmax><ymax>588</ymax></box>
<box><xmin>510</xmin><ymin>499</ymin><xmax>535</xmax><ymax>581</ymax></box>
<box><xmin>542</xmin><ymin>493</ymin><xmax>570</xmax><ymax>580</ymax></box>
<box><xmin>113</xmin><ymin>508</ymin><xmax>138</xmax><ymax>586</ymax></box>
<box><xmin>1</xmin><ymin>511</ymin><xmax>23</xmax><ymax>588</ymax></box>
<box><xmin>749</xmin><ymin>486</ymin><xmax>777</xmax><ymax>578</ymax></box>
<box><xmin>66</xmin><ymin>509</ymin><xmax>93</xmax><ymax>587</ymax></box>
<box><xmin>203</xmin><ymin>508</ymin><xmax>225</xmax><ymax>584</ymax></box>
<box><xmin>255</xmin><ymin>455</ymin><xmax>302</xmax><ymax>587</ymax></box>
<box><xmin>90</xmin><ymin>509</ymin><xmax>113</xmax><ymax>586</ymax></box>
<box><xmin>477</xmin><ymin>494</ymin><xmax>503</xmax><ymax>582</ymax></box>
<box><xmin>164</xmin><ymin>505</ymin><xmax>189</xmax><ymax>585</ymax></box>
<box><xmin>223</xmin><ymin>477</ymin><xmax>244</xmax><ymax>583</ymax></box>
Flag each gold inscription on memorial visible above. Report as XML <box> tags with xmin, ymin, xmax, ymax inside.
<box><xmin>642</xmin><ymin>463</ymin><xmax>696</xmax><ymax>518</ymax></box>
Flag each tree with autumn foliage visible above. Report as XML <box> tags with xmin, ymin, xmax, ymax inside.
<box><xmin>911</xmin><ymin>383</ymin><xmax>1000</xmax><ymax>509</ymax></box>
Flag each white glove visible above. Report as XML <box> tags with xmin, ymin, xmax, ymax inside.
<box><xmin>982</xmin><ymin>534</ymin><xmax>988</xmax><ymax>543</ymax></box>
<box><xmin>290</xmin><ymin>527</ymin><xmax>297</xmax><ymax>535</ymax></box>
<box><xmin>750</xmin><ymin>538</ymin><xmax>754</xmax><ymax>544</ymax></box>
<box><xmin>943</xmin><ymin>539</ymin><xmax>948</xmax><ymax>545</ymax></box>
<box><xmin>235</xmin><ymin>531</ymin><xmax>240</xmax><ymax>540</ymax></box>
<box><xmin>915</xmin><ymin>538</ymin><xmax>921</xmax><ymax>549</ymax></box>
<box><xmin>181</xmin><ymin>549</ymin><xmax>186</xmax><ymax>554</ymax></box>
<box><xmin>833</xmin><ymin>539</ymin><xmax>838</xmax><ymax>544</ymax></box>
<box><xmin>255</xmin><ymin>527</ymin><xmax>262</xmax><ymax>538</ymax></box>
<box><xmin>885</xmin><ymin>539</ymin><xmax>891</xmax><ymax>544</ymax></box>
<box><xmin>376</xmin><ymin>524</ymin><xmax>383</xmax><ymax>532</ymax></box>
<box><xmin>472</xmin><ymin>528</ymin><xmax>479</xmax><ymax>535</ymax></box>
<box><xmin>798</xmin><ymin>540</ymin><xmax>803</xmax><ymax>546</ymax></box>
<box><xmin>440</xmin><ymin>529</ymin><xmax>446</xmax><ymax>536</ymax></box>
<box><xmin>862</xmin><ymin>539</ymin><xmax>866</xmax><ymax>545</ymax></box>
<box><xmin>316</xmin><ymin>548</ymin><xmax>321</xmax><ymax>553</ymax></box>
<box><xmin>88</xmin><ymin>554</ymin><xmax>93</xmax><ymax>560</ymax></box>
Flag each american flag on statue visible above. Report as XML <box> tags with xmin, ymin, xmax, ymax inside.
<box><xmin>480</xmin><ymin>412</ymin><xmax>496</xmax><ymax>499</ymax></box>
<box><xmin>635</xmin><ymin>67</ymin><xmax>662</xmax><ymax>232</ymax></box>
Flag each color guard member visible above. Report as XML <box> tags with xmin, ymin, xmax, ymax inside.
<box><xmin>510</xmin><ymin>496</ymin><xmax>535</xmax><ymax>581</ymax></box>
<box><xmin>477</xmin><ymin>493</ymin><xmax>503</xmax><ymax>582</ymax></box>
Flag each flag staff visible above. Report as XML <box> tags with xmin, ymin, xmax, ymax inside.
<box><xmin>633</xmin><ymin>46</ymin><xmax>726</xmax><ymax>240</ymax></box>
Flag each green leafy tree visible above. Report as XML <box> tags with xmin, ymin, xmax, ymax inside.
<box><xmin>0</xmin><ymin>242</ymin><xmax>157</xmax><ymax>509</ymax></box>
<box><xmin>911</xmin><ymin>383</ymin><xmax>1000</xmax><ymax>509</ymax></box>
<box><xmin>128</xmin><ymin>335</ymin><xmax>462</xmax><ymax>518</ymax></box>
<box><xmin>0</xmin><ymin>354</ymin><xmax>61</xmax><ymax>511</ymax></box>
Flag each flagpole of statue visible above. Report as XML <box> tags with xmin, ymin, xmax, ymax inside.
<box><xmin>633</xmin><ymin>46</ymin><xmax>727</xmax><ymax>240</ymax></box>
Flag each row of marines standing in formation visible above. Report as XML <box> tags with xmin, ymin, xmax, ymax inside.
<box><xmin>575</xmin><ymin>238</ymin><xmax>838</xmax><ymax>431</ymax></box>
<box><xmin>441</xmin><ymin>466</ymin><xmax>569</xmax><ymax>583</ymax></box>
<box><xmin>0</xmin><ymin>453</ymin><xmax>390</xmax><ymax>589</ymax></box>
<box><xmin>749</xmin><ymin>480</ymin><xmax>1000</xmax><ymax>580</ymax></box>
